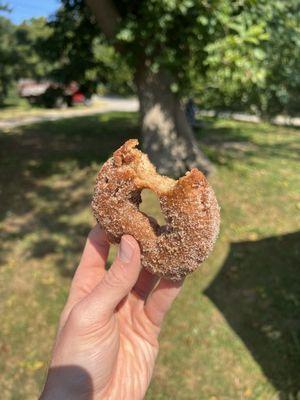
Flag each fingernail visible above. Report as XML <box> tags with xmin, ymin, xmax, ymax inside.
<box><xmin>118</xmin><ymin>236</ymin><xmax>134</xmax><ymax>263</ymax></box>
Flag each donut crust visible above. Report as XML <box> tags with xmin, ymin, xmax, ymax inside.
<box><xmin>92</xmin><ymin>139</ymin><xmax>220</xmax><ymax>281</ymax></box>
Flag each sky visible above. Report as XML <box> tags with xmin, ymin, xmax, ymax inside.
<box><xmin>1</xmin><ymin>0</ymin><xmax>60</xmax><ymax>24</ymax></box>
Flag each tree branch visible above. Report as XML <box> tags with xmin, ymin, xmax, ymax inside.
<box><xmin>85</xmin><ymin>0</ymin><xmax>121</xmax><ymax>39</ymax></box>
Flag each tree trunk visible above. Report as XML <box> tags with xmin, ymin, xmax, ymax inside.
<box><xmin>135</xmin><ymin>69</ymin><xmax>214</xmax><ymax>177</ymax></box>
<box><xmin>85</xmin><ymin>0</ymin><xmax>214</xmax><ymax>177</ymax></box>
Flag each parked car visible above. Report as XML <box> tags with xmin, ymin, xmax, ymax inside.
<box><xmin>17</xmin><ymin>79</ymin><xmax>91</xmax><ymax>108</ymax></box>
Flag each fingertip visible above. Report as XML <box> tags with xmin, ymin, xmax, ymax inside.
<box><xmin>78</xmin><ymin>225</ymin><xmax>109</xmax><ymax>271</ymax></box>
<box><xmin>122</xmin><ymin>235</ymin><xmax>141</xmax><ymax>257</ymax></box>
<box><xmin>122</xmin><ymin>234</ymin><xmax>140</xmax><ymax>252</ymax></box>
<box><xmin>118</xmin><ymin>235</ymin><xmax>140</xmax><ymax>264</ymax></box>
<box><xmin>87</xmin><ymin>225</ymin><xmax>109</xmax><ymax>248</ymax></box>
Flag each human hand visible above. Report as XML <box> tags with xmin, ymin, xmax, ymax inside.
<box><xmin>40</xmin><ymin>225</ymin><xmax>184</xmax><ymax>400</ymax></box>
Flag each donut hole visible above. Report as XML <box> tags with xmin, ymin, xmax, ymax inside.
<box><xmin>139</xmin><ymin>189</ymin><xmax>166</xmax><ymax>228</ymax></box>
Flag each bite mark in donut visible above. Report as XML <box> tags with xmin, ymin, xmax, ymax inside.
<box><xmin>92</xmin><ymin>139</ymin><xmax>220</xmax><ymax>281</ymax></box>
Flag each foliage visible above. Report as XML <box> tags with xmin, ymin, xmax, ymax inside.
<box><xmin>198</xmin><ymin>1</ymin><xmax>300</xmax><ymax>115</ymax></box>
<box><xmin>42</xmin><ymin>2</ymin><xmax>134</xmax><ymax>95</ymax></box>
<box><xmin>261</xmin><ymin>0</ymin><xmax>300</xmax><ymax>115</ymax></box>
<box><xmin>0</xmin><ymin>14</ymin><xmax>53</xmax><ymax>105</ymax></box>
<box><xmin>14</xmin><ymin>18</ymin><xmax>53</xmax><ymax>80</ymax></box>
<box><xmin>0</xmin><ymin>1</ymin><xmax>10</xmax><ymax>12</ymax></box>
<box><xmin>95</xmin><ymin>0</ymin><xmax>270</xmax><ymax>96</ymax></box>
<box><xmin>1</xmin><ymin>0</ymin><xmax>299</xmax><ymax>113</ymax></box>
<box><xmin>47</xmin><ymin>0</ymin><xmax>299</xmax><ymax>115</ymax></box>
<box><xmin>40</xmin><ymin>1</ymin><xmax>270</xmax><ymax>97</ymax></box>
<box><xmin>0</xmin><ymin>14</ymin><xmax>18</xmax><ymax>103</ymax></box>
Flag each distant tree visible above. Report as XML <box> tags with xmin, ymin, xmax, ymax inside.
<box><xmin>14</xmin><ymin>17</ymin><xmax>53</xmax><ymax>81</ymax></box>
<box><xmin>0</xmin><ymin>12</ymin><xmax>54</xmax><ymax>104</ymax></box>
<box><xmin>0</xmin><ymin>1</ymin><xmax>10</xmax><ymax>12</ymax></box>
<box><xmin>0</xmin><ymin>15</ymin><xmax>17</xmax><ymax>104</ymax></box>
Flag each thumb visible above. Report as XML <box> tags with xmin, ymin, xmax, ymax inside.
<box><xmin>79</xmin><ymin>235</ymin><xmax>142</xmax><ymax>322</ymax></box>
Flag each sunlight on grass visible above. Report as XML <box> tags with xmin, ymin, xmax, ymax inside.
<box><xmin>0</xmin><ymin>113</ymin><xmax>299</xmax><ymax>399</ymax></box>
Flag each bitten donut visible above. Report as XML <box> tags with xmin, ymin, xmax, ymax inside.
<box><xmin>92</xmin><ymin>139</ymin><xmax>220</xmax><ymax>281</ymax></box>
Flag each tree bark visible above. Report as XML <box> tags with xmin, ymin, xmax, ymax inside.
<box><xmin>85</xmin><ymin>0</ymin><xmax>120</xmax><ymax>39</ymax></box>
<box><xmin>85</xmin><ymin>0</ymin><xmax>214</xmax><ymax>177</ymax></box>
<box><xmin>135</xmin><ymin>69</ymin><xmax>213</xmax><ymax>177</ymax></box>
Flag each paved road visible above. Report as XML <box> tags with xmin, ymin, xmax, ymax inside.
<box><xmin>0</xmin><ymin>96</ymin><xmax>139</xmax><ymax>129</ymax></box>
<box><xmin>0</xmin><ymin>96</ymin><xmax>299</xmax><ymax>129</ymax></box>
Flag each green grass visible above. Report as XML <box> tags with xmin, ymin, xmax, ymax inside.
<box><xmin>0</xmin><ymin>113</ymin><xmax>299</xmax><ymax>399</ymax></box>
<box><xmin>0</xmin><ymin>95</ymin><xmax>40</xmax><ymax>120</ymax></box>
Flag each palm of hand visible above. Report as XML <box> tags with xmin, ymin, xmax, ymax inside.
<box><xmin>42</xmin><ymin>226</ymin><xmax>183</xmax><ymax>400</ymax></box>
<box><xmin>101</xmin><ymin>296</ymin><xmax>159</xmax><ymax>399</ymax></box>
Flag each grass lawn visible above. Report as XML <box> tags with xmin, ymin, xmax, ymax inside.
<box><xmin>0</xmin><ymin>112</ymin><xmax>299</xmax><ymax>400</ymax></box>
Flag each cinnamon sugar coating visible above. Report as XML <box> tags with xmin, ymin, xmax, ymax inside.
<box><xmin>92</xmin><ymin>139</ymin><xmax>220</xmax><ymax>281</ymax></box>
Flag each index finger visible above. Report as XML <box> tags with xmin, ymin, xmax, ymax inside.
<box><xmin>64</xmin><ymin>225</ymin><xmax>109</xmax><ymax>315</ymax></box>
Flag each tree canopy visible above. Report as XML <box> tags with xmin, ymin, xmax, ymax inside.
<box><xmin>0</xmin><ymin>10</ymin><xmax>18</xmax><ymax>103</ymax></box>
<box><xmin>41</xmin><ymin>2</ymin><xmax>133</xmax><ymax>95</ymax></box>
<box><xmin>0</xmin><ymin>12</ymin><xmax>53</xmax><ymax>104</ymax></box>
<box><xmin>0</xmin><ymin>0</ymin><xmax>299</xmax><ymax>115</ymax></box>
<box><xmin>43</xmin><ymin>0</ymin><xmax>300</xmax><ymax>115</ymax></box>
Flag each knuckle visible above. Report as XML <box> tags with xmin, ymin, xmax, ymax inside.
<box><xmin>105</xmin><ymin>262</ymin><xmax>127</xmax><ymax>289</ymax></box>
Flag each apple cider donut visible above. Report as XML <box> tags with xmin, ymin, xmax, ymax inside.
<box><xmin>92</xmin><ymin>139</ymin><xmax>220</xmax><ymax>281</ymax></box>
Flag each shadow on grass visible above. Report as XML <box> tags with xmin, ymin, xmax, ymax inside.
<box><xmin>0</xmin><ymin>112</ymin><xmax>139</xmax><ymax>275</ymax></box>
<box><xmin>0</xmin><ymin>112</ymin><xmax>139</xmax><ymax>212</ymax></box>
<box><xmin>205</xmin><ymin>231</ymin><xmax>300</xmax><ymax>399</ymax></box>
